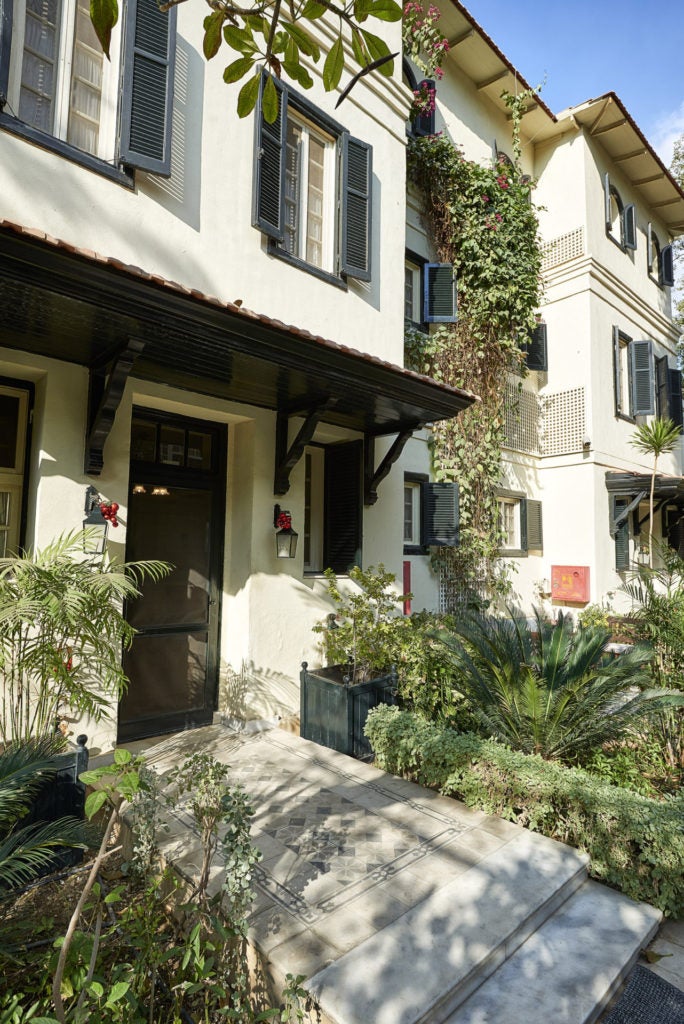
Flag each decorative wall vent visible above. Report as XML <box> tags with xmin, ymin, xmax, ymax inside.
<box><xmin>541</xmin><ymin>227</ymin><xmax>585</xmax><ymax>272</ymax></box>
<box><xmin>504</xmin><ymin>383</ymin><xmax>541</xmax><ymax>455</ymax></box>
<box><xmin>541</xmin><ymin>387</ymin><xmax>586</xmax><ymax>455</ymax></box>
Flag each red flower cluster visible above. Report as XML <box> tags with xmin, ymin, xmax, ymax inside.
<box><xmin>276</xmin><ymin>511</ymin><xmax>292</xmax><ymax>530</ymax></box>
<box><xmin>100</xmin><ymin>501</ymin><xmax>120</xmax><ymax>528</ymax></box>
<box><xmin>496</xmin><ymin>175</ymin><xmax>510</xmax><ymax>189</ymax></box>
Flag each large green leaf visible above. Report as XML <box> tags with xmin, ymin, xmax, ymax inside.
<box><xmin>360</xmin><ymin>28</ymin><xmax>393</xmax><ymax>75</ymax></box>
<box><xmin>223</xmin><ymin>56</ymin><xmax>255</xmax><ymax>84</ymax></box>
<box><xmin>300</xmin><ymin>0</ymin><xmax>326</xmax><ymax>18</ymax></box>
<box><xmin>262</xmin><ymin>74</ymin><xmax>279</xmax><ymax>124</ymax></box>
<box><xmin>282</xmin><ymin>21</ymin><xmax>321</xmax><ymax>61</ymax></box>
<box><xmin>223</xmin><ymin>25</ymin><xmax>258</xmax><ymax>55</ymax></box>
<box><xmin>203</xmin><ymin>10</ymin><xmax>225</xmax><ymax>60</ymax></box>
<box><xmin>323</xmin><ymin>36</ymin><xmax>344</xmax><ymax>91</ymax></box>
<box><xmin>89</xmin><ymin>0</ymin><xmax>118</xmax><ymax>59</ymax></box>
<box><xmin>367</xmin><ymin>0</ymin><xmax>402</xmax><ymax>21</ymax></box>
<box><xmin>237</xmin><ymin>73</ymin><xmax>262</xmax><ymax>119</ymax></box>
<box><xmin>283</xmin><ymin>60</ymin><xmax>314</xmax><ymax>90</ymax></box>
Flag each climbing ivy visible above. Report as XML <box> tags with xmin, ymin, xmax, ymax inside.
<box><xmin>405</xmin><ymin>92</ymin><xmax>544</xmax><ymax>602</ymax></box>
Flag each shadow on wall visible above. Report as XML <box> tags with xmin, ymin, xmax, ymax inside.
<box><xmin>142</xmin><ymin>35</ymin><xmax>203</xmax><ymax>232</ymax></box>
<box><xmin>218</xmin><ymin>659</ymin><xmax>300</xmax><ymax>724</ymax></box>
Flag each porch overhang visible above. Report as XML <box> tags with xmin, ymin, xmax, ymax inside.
<box><xmin>606</xmin><ymin>471</ymin><xmax>684</xmax><ymax>536</ymax></box>
<box><xmin>0</xmin><ymin>221</ymin><xmax>477</xmax><ymax>447</ymax></box>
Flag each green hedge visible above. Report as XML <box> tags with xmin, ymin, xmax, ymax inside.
<box><xmin>365</xmin><ymin>705</ymin><xmax>684</xmax><ymax>916</ymax></box>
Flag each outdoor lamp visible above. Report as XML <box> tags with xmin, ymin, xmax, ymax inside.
<box><xmin>83</xmin><ymin>486</ymin><xmax>119</xmax><ymax>554</ymax></box>
<box><xmin>274</xmin><ymin>504</ymin><xmax>298</xmax><ymax>558</ymax></box>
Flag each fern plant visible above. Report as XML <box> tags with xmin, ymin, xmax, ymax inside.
<box><xmin>0</xmin><ymin>531</ymin><xmax>170</xmax><ymax>744</ymax></box>
<box><xmin>434</xmin><ymin>607</ymin><xmax>684</xmax><ymax>760</ymax></box>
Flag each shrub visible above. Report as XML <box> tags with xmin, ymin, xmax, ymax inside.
<box><xmin>365</xmin><ymin>705</ymin><xmax>684</xmax><ymax>916</ymax></box>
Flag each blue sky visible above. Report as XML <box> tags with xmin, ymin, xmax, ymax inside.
<box><xmin>460</xmin><ymin>1</ymin><xmax>684</xmax><ymax>166</ymax></box>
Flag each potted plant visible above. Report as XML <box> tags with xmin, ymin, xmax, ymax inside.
<box><xmin>301</xmin><ymin>565</ymin><xmax>405</xmax><ymax>759</ymax></box>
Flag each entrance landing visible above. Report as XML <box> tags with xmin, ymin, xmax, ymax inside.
<box><xmin>138</xmin><ymin>724</ymin><xmax>660</xmax><ymax>1024</ymax></box>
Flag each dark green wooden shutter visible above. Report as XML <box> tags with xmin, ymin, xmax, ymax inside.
<box><xmin>613</xmin><ymin>326</ymin><xmax>623</xmax><ymax>416</ymax></box>
<box><xmin>656</xmin><ymin>354</ymin><xmax>669</xmax><ymax>419</ymax></box>
<box><xmin>524</xmin><ymin>323</ymin><xmax>548</xmax><ymax>372</ymax></box>
<box><xmin>604</xmin><ymin>173</ymin><xmax>612</xmax><ymax>230</ymax></box>
<box><xmin>669</xmin><ymin>368</ymin><xmax>683</xmax><ymax>432</ymax></box>
<box><xmin>0</xmin><ymin>0</ymin><xmax>12</xmax><ymax>107</ymax></box>
<box><xmin>661</xmin><ymin>245</ymin><xmax>675</xmax><ymax>287</ymax></box>
<box><xmin>422</xmin><ymin>482</ymin><xmax>459</xmax><ymax>546</ymax></box>
<box><xmin>424</xmin><ymin>264</ymin><xmax>456</xmax><ymax>323</ymax></box>
<box><xmin>324</xmin><ymin>441</ymin><xmax>362</xmax><ymax>573</ymax></box>
<box><xmin>119</xmin><ymin>0</ymin><xmax>177</xmax><ymax>175</ymax></box>
<box><xmin>252</xmin><ymin>75</ymin><xmax>287</xmax><ymax>241</ymax></box>
<box><xmin>614</xmin><ymin>497</ymin><xmax>630</xmax><ymax>571</ymax></box>
<box><xmin>525</xmin><ymin>499</ymin><xmax>543</xmax><ymax>551</ymax></box>
<box><xmin>623</xmin><ymin>204</ymin><xmax>637</xmax><ymax>250</ymax></box>
<box><xmin>413</xmin><ymin>79</ymin><xmax>435</xmax><ymax>138</ymax></box>
<box><xmin>341</xmin><ymin>135</ymin><xmax>372</xmax><ymax>281</ymax></box>
<box><xmin>630</xmin><ymin>340</ymin><xmax>654</xmax><ymax>416</ymax></box>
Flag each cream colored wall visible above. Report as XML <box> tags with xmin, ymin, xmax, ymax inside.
<box><xmin>1</xmin><ymin>11</ymin><xmax>408</xmax><ymax>365</ymax></box>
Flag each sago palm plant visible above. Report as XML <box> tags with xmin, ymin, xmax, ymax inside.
<box><xmin>630</xmin><ymin>418</ymin><xmax>681</xmax><ymax>567</ymax></box>
<box><xmin>0</xmin><ymin>531</ymin><xmax>170</xmax><ymax>744</ymax></box>
<box><xmin>435</xmin><ymin>608</ymin><xmax>684</xmax><ymax>760</ymax></box>
<box><xmin>0</xmin><ymin>737</ymin><xmax>94</xmax><ymax>896</ymax></box>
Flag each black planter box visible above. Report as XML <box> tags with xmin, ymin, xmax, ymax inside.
<box><xmin>299</xmin><ymin>663</ymin><xmax>398</xmax><ymax>760</ymax></box>
<box><xmin>23</xmin><ymin>734</ymin><xmax>89</xmax><ymax>873</ymax></box>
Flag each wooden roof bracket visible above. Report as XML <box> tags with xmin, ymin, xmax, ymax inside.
<box><xmin>273</xmin><ymin>398</ymin><xmax>337</xmax><ymax>496</ymax></box>
<box><xmin>85</xmin><ymin>337</ymin><xmax>145</xmax><ymax>476</ymax></box>
<box><xmin>609</xmin><ymin>489</ymin><xmax>647</xmax><ymax>537</ymax></box>
<box><xmin>364</xmin><ymin>427</ymin><xmax>421</xmax><ymax>506</ymax></box>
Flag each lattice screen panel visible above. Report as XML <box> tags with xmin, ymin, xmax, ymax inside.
<box><xmin>438</xmin><ymin>566</ymin><xmax>488</xmax><ymax>614</ymax></box>
<box><xmin>504</xmin><ymin>383</ymin><xmax>541</xmax><ymax>454</ymax></box>
<box><xmin>541</xmin><ymin>227</ymin><xmax>585</xmax><ymax>272</ymax></box>
<box><xmin>542</xmin><ymin>387</ymin><xmax>586</xmax><ymax>455</ymax></box>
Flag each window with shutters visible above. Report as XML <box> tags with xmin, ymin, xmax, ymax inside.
<box><xmin>496</xmin><ymin>489</ymin><xmax>543</xmax><ymax>557</ymax></box>
<box><xmin>613</xmin><ymin>327</ymin><xmax>655</xmax><ymax>420</ymax></box>
<box><xmin>304</xmin><ymin>441</ymin><xmax>362</xmax><ymax>574</ymax></box>
<box><xmin>403</xmin><ymin>472</ymin><xmax>428</xmax><ymax>554</ymax></box>
<box><xmin>655</xmin><ymin>355</ymin><xmax>683</xmax><ymax>432</ymax></box>
<box><xmin>0</xmin><ymin>0</ymin><xmax>176</xmax><ymax>177</ymax></box>
<box><xmin>604</xmin><ymin>174</ymin><xmax>637</xmax><ymax>252</ymax></box>
<box><xmin>647</xmin><ymin>224</ymin><xmax>675</xmax><ymax>289</ymax></box>
<box><xmin>253</xmin><ymin>77</ymin><xmax>372</xmax><ymax>284</ymax></box>
<box><xmin>403</xmin><ymin>250</ymin><xmax>456</xmax><ymax>326</ymax></box>
<box><xmin>0</xmin><ymin>381</ymin><xmax>32</xmax><ymax>558</ymax></box>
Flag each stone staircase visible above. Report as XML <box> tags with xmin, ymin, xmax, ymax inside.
<box><xmin>306</xmin><ymin>830</ymin><xmax>661</xmax><ymax>1024</ymax></box>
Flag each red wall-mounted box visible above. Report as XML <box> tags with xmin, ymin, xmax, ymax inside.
<box><xmin>551</xmin><ymin>565</ymin><xmax>590</xmax><ymax>603</ymax></box>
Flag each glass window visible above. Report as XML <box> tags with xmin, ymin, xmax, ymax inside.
<box><xmin>304</xmin><ymin>447</ymin><xmax>324</xmax><ymax>572</ymax></box>
<box><xmin>0</xmin><ymin>385</ymin><xmax>30</xmax><ymax>557</ymax></box>
<box><xmin>11</xmin><ymin>0</ymin><xmax>120</xmax><ymax>159</ymax></box>
<box><xmin>404</xmin><ymin>482</ymin><xmax>421</xmax><ymax>545</ymax></box>
<box><xmin>281</xmin><ymin>112</ymin><xmax>334</xmax><ymax>272</ymax></box>
<box><xmin>498</xmin><ymin>497</ymin><xmax>520</xmax><ymax>551</ymax></box>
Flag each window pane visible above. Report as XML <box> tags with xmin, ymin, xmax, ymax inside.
<box><xmin>306</xmin><ymin>134</ymin><xmax>325</xmax><ymax>267</ymax></box>
<box><xmin>405</xmin><ymin>266</ymin><xmax>415</xmax><ymax>320</ymax></box>
<box><xmin>131</xmin><ymin>420</ymin><xmax>157</xmax><ymax>462</ymax></box>
<box><xmin>67</xmin><ymin>0</ymin><xmax>103</xmax><ymax>155</ymax></box>
<box><xmin>187</xmin><ymin>432</ymin><xmax>212</xmax><ymax>470</ymax></box>
<box><xmin>404</xmin><ymin>486</ymin><xmax>414</xmax><ymax>542</ymax></box>
<box><xmin>159</xmin><ymin>425</ymin><xmax>186</xmax><ymax>466</ymax></box>
<box><xmin>20</xmin><ymin>0</ymin><xmax>59</xmax><ymax>131</ymax></box>
<box><xmin>0</xmin><ymin>397</ymin><xmax>20</xmax><ymax>469</ymax></box>
<box><xmin>0</xmin><ymin>492</ymin><xmax>10</xmax><ymax>527</ymax></box>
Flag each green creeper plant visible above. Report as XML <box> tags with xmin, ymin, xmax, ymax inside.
<box><xmin>0</xmin><ymin>531</ymin><xmax>170</xmax><ymax>745</ymax></box>
<box><xmin>405</xmin><ymin>88</ymin><xmax>544</xmax><ymax>603</ymax></box>
<box><xmin>432</xmin><ymin>607</ymin><xmax>684</xmax><ymax>761</ymax></box>
<box><xmin>630</xmin><ymin>418</ymin><xmax>681</xmax><ymax>567</ymax></box>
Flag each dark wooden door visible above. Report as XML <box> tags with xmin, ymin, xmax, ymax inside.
<box><xmin>118</xmin><ymin>410</ymin><xmax>226</xmax><ymax>742</ymax></box>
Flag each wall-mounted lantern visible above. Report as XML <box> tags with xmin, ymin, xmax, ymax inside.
<box><xmin>274</xmin><ymin>504</ymin><xmax>298</xmax><ymax>559</ymax></box>
<box><xmin>83</xmin><ymin>486</ymin><xmax>119</xmax><ymax>554</ymax></box>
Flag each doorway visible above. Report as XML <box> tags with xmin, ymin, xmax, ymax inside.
<box><xmin>117</xmin><ymin>409</ymin><xmax>227</xmax><ymax>743</ymax></box>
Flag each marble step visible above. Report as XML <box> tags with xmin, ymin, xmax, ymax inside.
<box><xmin>305</xmin><ymin>828</ymin><xmax>589</xmax><ymax>1024</ymax></box>
<box><xmin>442</xmin><ymin>879</ymin><xmax>662</xmax><ymax>1024</ymax></box>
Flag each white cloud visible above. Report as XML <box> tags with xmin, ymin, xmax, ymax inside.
<box><xmin>649</xmin><ymin>100</ymin><xmax>684</xmax><ymax>167</ymax></box>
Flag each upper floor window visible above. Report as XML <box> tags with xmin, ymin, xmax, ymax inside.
<box><xmin>0</xmin><ymin>0</ymin><xmax>176</xmax><ymax>177</ymax></box>
<box><xmin>613</xmin><ymin>328</ymin><xmax>655</xmax><ymax>420</ymax></box>
<box><xmin>647</xmin><ymin>223</ymin><xmax>675</xmax><ymax>288</ymax></box>
<box><xmin>404</xmin><ymin>250</ymin><xmax>457</xmax><ymax>327</ymax></box>
<box><xmin>604</xmin><ymin>173</ymin><xmax>637</xmax><ymax>252</ymax></box>
<box><xmin>253</xmin><ymin>75</ymin><xmax>372</xmax><ymax>284</ymax></box>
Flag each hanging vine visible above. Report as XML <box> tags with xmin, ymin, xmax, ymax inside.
<box><xmin>405</xmin><ymin>90</ymin><xmax>544</xmax><ymax>603</ymax></box>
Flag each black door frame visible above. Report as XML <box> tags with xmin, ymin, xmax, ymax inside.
<box><xmin>118</xmin><ymin>407</ymin><xmax>227</xmax><ymax>742</ymax></box>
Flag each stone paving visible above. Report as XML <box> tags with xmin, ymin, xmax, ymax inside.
<box><xmin>129</xmin><ymin>721</ymin><xmax>665</xmax><ymax>1024</ymax></box>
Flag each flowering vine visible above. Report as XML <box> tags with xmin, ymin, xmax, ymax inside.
<box><xmin>405</xmin><ymin>90</ymin><xmax>544</xmax><ymax>603</ymax></box>
<box><xmin>402</xmin><ymin>2</ymin><xmax>449</xmax><ymax>79</ymax></box>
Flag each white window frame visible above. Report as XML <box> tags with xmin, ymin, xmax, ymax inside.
<box><xmin>0</xmin><ymin>384</ymin><xmax>30</xmax><ymax>558</ymax></box>
<box><xmin>283</xmin><ymin>110</ymin><xmax>336</xmax><ymax>275</ymax></box>
<box><xmin>404</xmin><ymin>480</ymin><xmax>421</xmax><ymax>546</ymax></box>
<box><xmin>7</xmin><ymin>0</ymin><xmax>122</xmax><ymax>161</ymax></box>
<box><xmin>404</xmin><ymin>259</ymin><xmax>422</xmax><ymax>324</ymax></box>
<box><xmin>498</xmin><ymin>496</ymin><xmax>521</xmax><ymax>553</ymax></box>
